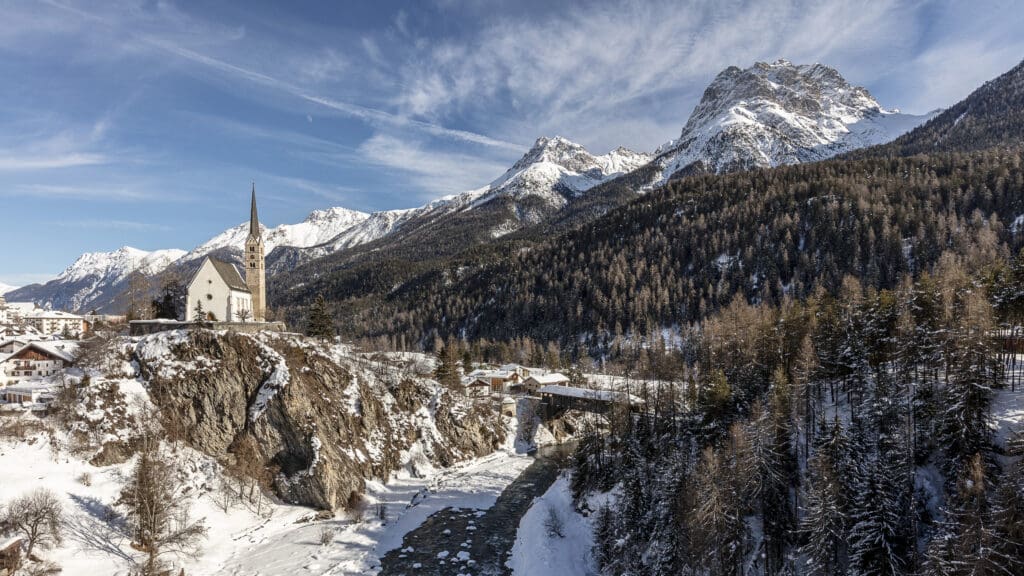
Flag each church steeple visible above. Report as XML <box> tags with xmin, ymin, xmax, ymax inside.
<box><xmin>248</xmin><ymin>182</ymin><xmax>260</xmax><ymax>239</ymax></box>
<box><xmin>244</xmin><ymin>183</ymin><xmax>266</xmax><ymax>322</ymax></box>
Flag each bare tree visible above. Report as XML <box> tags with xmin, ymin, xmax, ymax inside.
<box><xmin>235</xmin><ymin>308</ymin><xmax>252</xmax><ymax>323</ymax></box>
<box><xmin>544</xmin><ymin>506</ymin><xmax>565</xmax><ymax>538</ymax></box>
<box><xmin>0</xmin><ymin>488</ymin><xmax>64</xmax><ymax>557</ymax></box>
<box><xmin>118</xmin><ymin>448</ymin><xmax>207</xmax><ymax>575</ymax></box>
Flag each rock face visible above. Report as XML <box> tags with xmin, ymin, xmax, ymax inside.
<box><xmin>129</xmin><ymin>330</ymin><xmax>506</xmax><ymax>510</ymax></box>
<box><xmin>654</xmin><ymin>59</ymin><xmax>937</xmax><ymax>179</ymax></box>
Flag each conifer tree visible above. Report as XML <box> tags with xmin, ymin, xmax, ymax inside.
<box><xmin>942</xmin><ymin>290</ymin><xmax>997</xmax><ymax>470</ymax></box>
<box><xmin>306</xmin><ymin>294</ymin><xmax>335</xmax><ymax>341</ymax></box>
<box><xmin>433</xmin><ymin>339</ymin><xmax>461</xmax><ymax>390</ymax></box>
<box><xmin>799</xmin><ymin>451</ymin><xmax>848</xmax><ymax>575</ymax></box>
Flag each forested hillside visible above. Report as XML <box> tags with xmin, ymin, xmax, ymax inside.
<box><xmin>571</xmin><ymin>251</ymin><xmax>1024</xmax><ymax>575</ymax></box>
<box><xmin>335</xmin><ymin>149</ymin><xmax>1024</xmax><ymax>355</ymax></box>
<box><xmin>859</xmin><ymin>59</ymin><xmax>1024</xmax><ymax>157</ymax></box>
<box><xmin>275</xmin><ymin>59</ymin><xmax>1024</xmax><ymax>358</ymax></box>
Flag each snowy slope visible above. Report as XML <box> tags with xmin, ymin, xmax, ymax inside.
<box><xmin>6</xmin><ymin>246</ymin><xmax>186</xmax><ymax>313</ymax></box>
<box><xmin>480</xmin><ymin>136</ymin><xmax>651</xmax><ymax>210</ymax></box>
<box><xmin>0</xmin><ymin>282</ymin><xmax>19</xmax><ymax>295</ymax></box>
<box><xmin>55</xmin><ymin>246</ymin><xmax>186</xmax><ymax>284</ymax></box>
<box><xmin>184</xmin><ymin>206</ymin><xmax>370</xmax><ymax>261</ymax></box>
<box><xmin>655</xmin><ymin>59</ymin><xmax>938</xmax><ymax>179</ymax></box>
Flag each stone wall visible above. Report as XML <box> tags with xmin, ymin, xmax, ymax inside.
<box><xmin>128</xmin><ymin>320</ymin><xmax>287</xmax><ymax>336</ymax></box>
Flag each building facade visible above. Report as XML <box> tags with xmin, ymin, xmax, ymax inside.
<box><xmin>0</xmin><ymin>341</ymin><xmax>77</xmax><ymax>386</ymax></box>
<box><xmin>23</xmin><ymin>310</ymin><xmax>86</xmax><ymax>337</ymax></box>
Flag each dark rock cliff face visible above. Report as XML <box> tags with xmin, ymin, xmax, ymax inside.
<box><xmin>129</xmin><ymin>330</ymin><xmax>506</xmax><ymax>510</ymax></box>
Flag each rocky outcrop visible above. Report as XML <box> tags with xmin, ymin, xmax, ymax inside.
<box><xmin>129</xmin><ymin>330</ymin><xmax>507</xmax><ymax>510</ymax></box>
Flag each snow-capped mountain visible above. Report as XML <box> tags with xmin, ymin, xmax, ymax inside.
<box><xmin>184</xmin><ymin>206</ymin><xmax>370</xmax><ymax>262</ymax></box>
<box><xmin>7</xmin><ymin>247</ymin><xmax>186</xmax><ymax>313</ymax></box>
<box><xmin>0</xmin><ymin>282</ymin><xmax>19</xmax><ymax>296</ymax></box>
<box><xmin>655</xmin><ymin>59</ymin><xmax>938</xmax><ymax>179</ymax></box>
<box><xmin>11</xmin><ymin>59</ymin><xmax>937</xmax><ymax>314</ymax></box>
<box><xmin>481</xmin><ymin>136</ymin><xmax>651</xmax><ymax>209</ymax></box>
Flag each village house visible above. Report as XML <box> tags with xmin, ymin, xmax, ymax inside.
<box><xmin>0</xmin><ymin>340</ymin><xmax>77</xmax><ymax>386</ymax></box>
<box><xmin>23</xmin><ymin>309</ymin><xmax>86</xmax><ymax>337</ymax></box>
<box><xmin>0</xmin><ymin>336</ymin><xmax>38</xmax><ymax>354</ymax></box>
<box><xmin>3</xmin><ymin>301</ymin><xmax>39</xmax><ymax>322</ymax></box>
<box><xmin>465</xmin><ymin>377</ymin><xmax>492</xmax><ymax>398</ymax></box>
<box><xmin>1</xmin><ymin>381</ymin><xmax>57</xmax><ymax>405</ymax></box>
<box><xmin>513</xmin><ymin>372</ymin><xmax>571</xmax><ymax>395</ymax></box>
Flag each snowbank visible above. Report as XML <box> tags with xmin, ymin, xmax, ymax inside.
<box><xmin>507</xmin><ymin>474</ymin><xmax>597</xmax><ymax>576</ymax></box>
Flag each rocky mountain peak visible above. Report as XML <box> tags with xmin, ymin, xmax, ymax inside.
<box><xmin>655</xmin><ymin>59</ymin><xmax>933</xmax><ymax>178</ymax></box>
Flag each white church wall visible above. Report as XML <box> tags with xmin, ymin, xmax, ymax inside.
<box><xmin>186</xmin><ymin>259</ymin><xmax>241</xmax><ymax>322</ymax></box>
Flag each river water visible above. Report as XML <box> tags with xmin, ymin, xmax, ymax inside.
<box><xmin>378</xmin><ymin>442</ymin><xmax>576</xmax><ymax>576</ymax></box>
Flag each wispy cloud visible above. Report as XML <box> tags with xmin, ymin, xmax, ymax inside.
<box><xmin>0</xmin><ymin>153</ymin><xmax>108</xmax><ymax>171</ymax></box>
<box><xmin>6</xmin><ymin>183</ymin><xmax>171</xmax><ymax>202</ymax></box>
<box><xmin>357</xmin><ymin>134</ymin><xmax>509</xmax><ymax>198</ymax></box>
<box><xmin>39</xmin><ymin>0</ymin><xmax>523</xmax><ymax>152</ymax></box>
<box><xmin>389</xmin><ymin>0</ymin><xmax>1019</xmax><ymax>151</ymax></box>
<box><xmin>57</xmin><ymin>219</ymin><xmax>172</xmax><ymax>231</ymax></box>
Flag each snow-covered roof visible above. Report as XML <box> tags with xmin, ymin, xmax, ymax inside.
<box><xmin>526</xmin><ymin>373</ymin><xmax>570</xmax><ymax>385</ymax></box>
<box><xmin>3</xmin><ymin>381</ymin><xmax>56</xmax><ymax>394</ymax></box>
<box><xmin>25</xmin><ymin>310</ymin><xmax>83</xmax><ymax>320</ymax></box>
<box><xmin>538</xmin><ymin>384</ymin><xmax>644</xmax><ymax>405</ymax></box>
<box><xmin>5</xmin><ymin>340</ymin><xmax>78</xmax><ymax>363</ymax></box>
<box><xmin>0</xmin><ymin>336</ymin><xmax>40</xmax><ymax>348</ymax></box>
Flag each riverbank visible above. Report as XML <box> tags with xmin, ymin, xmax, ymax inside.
<box><xmin>214</xmin><ymin>448</ymin><xmax>535</xmax><ymax>575</ymax></box>
<box><xmin>378</xmin><ymin>442</ymin><xmax>576</xmax><ymax>576</ymax></box>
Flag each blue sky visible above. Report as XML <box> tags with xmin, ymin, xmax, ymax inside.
<box><xmin>2</xmin><ymin>0</ymin><xmax>1023</xmax><ymax>286</ymax></box>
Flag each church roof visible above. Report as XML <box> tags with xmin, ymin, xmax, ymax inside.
<box><xmin>209</xmin><ymin>257</ymin><xmax>250</xmax><ymax>293</ymax></box>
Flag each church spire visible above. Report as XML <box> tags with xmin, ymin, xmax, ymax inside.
<box><xmin>249</xmin><ymin>182</ymin><xmax>260</xmax><ymax>238</ymax></box>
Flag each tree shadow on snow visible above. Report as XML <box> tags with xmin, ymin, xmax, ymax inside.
<box><xmin>65</xmin><ymin>493</ymin><xmax>135</xmax><ymax>563</ymax></box>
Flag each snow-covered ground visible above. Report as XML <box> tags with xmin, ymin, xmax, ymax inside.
<box><xmin>507</xmin><ymin>474</ymin><xmax>600</xmax><ymax>576</ymax></box>
<box><xmin>215</xmin><ymin>448</ymin><xmax>533</xmax><ymax>575</ymax></box>
<box><xmin>0</xmin><ymin>423</ymin><xmax>533</xmax><ymax>576</ymax></box>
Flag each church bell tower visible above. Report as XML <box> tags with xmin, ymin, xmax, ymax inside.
<box><xmin>245</xmin><ymin>183</ymin><xmax>266</xmax><ymax>322</ymax></box>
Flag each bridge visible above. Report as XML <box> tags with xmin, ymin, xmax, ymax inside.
<box><xmin>537</xmin><ymin>384</ymin><xmax>644</xmax><ymax>420</ymax></box>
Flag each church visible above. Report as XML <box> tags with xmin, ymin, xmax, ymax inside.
<box><xmin>185</xmin><ymin>186</ymin><xmax>267</xmax><ymax>323</ymax></box>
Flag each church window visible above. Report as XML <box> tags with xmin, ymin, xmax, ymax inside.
<box><xmin>207</xmin><ymin>294</ymin><xmax>213</xmax><ymax>300</ymax></box>
<box><xmin>250</xmin><ymin>263</ymin><xmax>255</xmax><ymax>268</ymax></box>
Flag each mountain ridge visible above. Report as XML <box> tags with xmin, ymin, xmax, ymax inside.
<box><xmin>11</xmin><ymin>59</ymin><xmax>933</xmax><ymax>315</ymax></box>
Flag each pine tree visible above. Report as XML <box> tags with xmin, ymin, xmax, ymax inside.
<box><xmin>306</xmin><ymin>294</ymin><xmax>335</xmax><ymax>341</ymax></box>
<box><xmin>433</xmin><ymin>340</ymin><xmax>461</xmax><ymax>391</ymax></box>
<box><xmin>192</xmin><ymin>300</ymin><xmax>207</xmax><ymax>325</ymax></box>
<box><xmin>799</xmin><ymin>451</ymin><xmax>848</xmax><ymax>575</ymax></box>
<box><xmin>990</xmin><ymin>434</ymin><xmax>1024</xmax><ymax>571</ymax></box>
<box><xmin>942</xmin><ymin>290</ymin><xmax>997</xmax><ymax>471</ymax></box>
<box><xmin>848</xmin><ymin>454</ymin><xmax>909</xmax><ymax>576</ymax></box>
